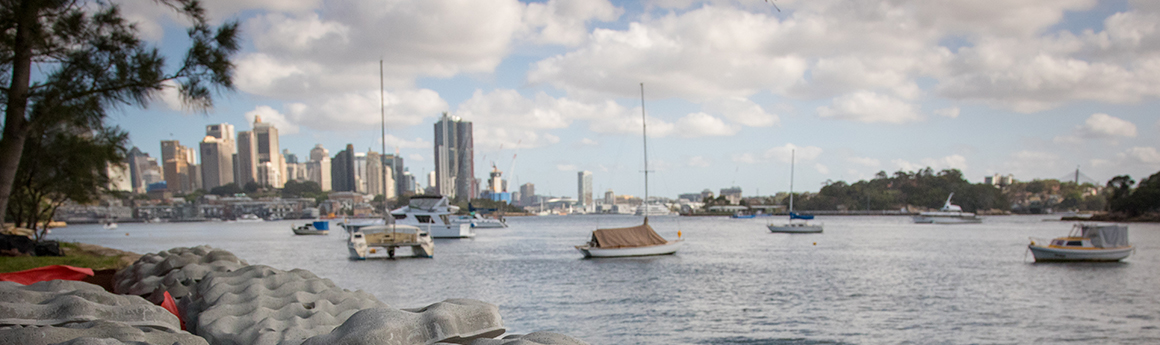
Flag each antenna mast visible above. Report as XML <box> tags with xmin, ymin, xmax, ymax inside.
<box><xmin>640</xmin><ymin>83</ymin><xmax>649</xmax><ymax>220</ymax></box>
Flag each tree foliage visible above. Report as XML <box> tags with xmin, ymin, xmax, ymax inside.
<box><xmin>792</xmin><ymin>168</ymin><xmax>1006</xmax><ymax>212</ymax></box>
<box><xmin>1108</xmin><ymin>172</ymin><xmax>1160</xmax><ymax>217</ymax></box>
<box><xmin>282</xmin><ymin>180</ymin><xmax>322</xmax><ymax>199</ymax></box>
<box><xmin>209</xmin><ymin>182</ymin><xmax>242</xmax><ymax>196</ymax></box>
<box><xmin>5</xmin><ymin>123</ymin><xmax>127</xmax><ymax>241</ymax></box>
<box><xmin>0</xmin><ymin>0</ymin><xmax>239</xmax><ymax>223</ymax></box>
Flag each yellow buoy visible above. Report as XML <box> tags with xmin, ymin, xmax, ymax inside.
<box><xmin>812</xmin><ymin>242</ymin><xmax>816</xmax><ymax>246</ymax></box>
<box><xmin>678</xmin><ymin>230</ymin><xmax>682</xmax><ymax>238</ymax></box>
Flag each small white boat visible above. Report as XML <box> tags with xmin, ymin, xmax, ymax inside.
<box><xmin>349</xmin><ymin>224</ymin><xmax>434</xmax><ymax>259</ymax></box>
<box><xmin>1029</xmin><ymin>224</ymin><xmax>1133</xmax><ymax>262</ymax></box>
<box><xmin>391</xmin><ymin>195</ymin><xmax>474</xmax><ymax>238</ymax></box>
<box><xmin>236</xmin><ymin>214</ymin><xmax>264</xmax><ymax>222</ymax></box>
<box><xmin>634</xmin><ymin>204</ymin><xmax>675</xmax><ymax>216</ymax></box>
<box><xmin>338</xmin><ymin>218</ymin><xmax>385</xmax><ymax>234</ymax></box>
<box><xmin>768</xmin><ymin>149</ymin><xmax>823</xmax><ymax>234</ymax></box>
<box><xmin>451</xmin><ymin>213</ymin><xmax>508</xmax><ymax>228</ymax></box>
<box><xmin>912</xmin><ymin>193</ymin><xmax>981</xmax><ymax>224</ymax></box>
<box><xmin>102</xmin><ymin>221</ymin><xmax>118</xmax><ymax>230</ymax></box>
<box><xmin>292</xmin><ymin>221</ymin><xmax>330</xmax><ymax>235</ymax></box>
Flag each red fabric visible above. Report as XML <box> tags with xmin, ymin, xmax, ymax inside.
<box><xmin>160</xmin><ymin>291</ymin><xmax>185</xmax><ymax>330</ymax></box>
<box><xmin>0</xmin><ymin>265</ymin><xmax>94</xmax><ymax>285</ymax></box>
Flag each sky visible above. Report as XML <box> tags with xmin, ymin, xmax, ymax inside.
<box><xmin>107</xmin><ymin>0</ymin><xmax>1160</xmax><ymax>199</ymax></box>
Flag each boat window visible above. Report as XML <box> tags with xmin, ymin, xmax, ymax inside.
<box><xmin>416</xmin><ymin>215</ymin><xmax>434</xmax><ymax>223</ymax></box>
<box><xmin>1051</xmin><ymin>240</ymin><xmax>1065</xmax><ymax>246</ymax></box>
<box><xmin>439</xmin><ymin>214</ymin><xmax>450</xmax><ymax>224</ymax></box>
<box><xmin>1066</xmin><ymin>240</ymin><xmax>1083</xmax><ymax>246</ymax></box>
<box><xmin>393</xmin><ymin>214</ymin><xmax>406</xmax><ymax>220</ymax></box>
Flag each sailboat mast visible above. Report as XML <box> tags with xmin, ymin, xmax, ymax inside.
<box><xmin>380</xmin><ymin>60</ymin><xmax>390</xmax><ymax>225</ymax></box>
<box><xmin>640</xmin><ymin>83</ymin><xmax>649</xmax><ymax>220</ymax></box>
<box><xmin>789</xmin><ymin>149</ymin><xmax>794</xmax><ymax>213</ymax></box>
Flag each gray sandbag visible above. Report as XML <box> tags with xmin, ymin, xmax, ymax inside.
<box><xmin>113</xmin><ymin>245</ymin><xmax>248</xmax><ymax>304</ymax></box>
<box><xmin>300</xmin><ymin>299</ymin><xmax>505</xmax><ymax>345</ymax></box>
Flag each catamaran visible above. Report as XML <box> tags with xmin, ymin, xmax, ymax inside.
<box><xmin>576</xmin><ymin>83</ymin><xmax>683</xmax><ymax>258</ymax></box>
<box><xmin>767</xmin><ymin>149</ymin><xmax>823</xmax><ymax>233</ymax></box>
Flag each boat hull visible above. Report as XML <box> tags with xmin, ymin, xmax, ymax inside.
<box><xmin>767</xmin><ymin>224</ymin><xmax>823</xmax><ymax>233</ymax></box>
<box><xmin>348</xmin><ymin>229</ymin><xmax>434</xmax><ymax>259</ymax></box>
<box><xmin>1028</xmin><ymin>245</ymin><xmax>1133</xmax><ymax>262</ymax></box>
<box><xmin>576</xmin><ymin>240</ymin><xmax>683</xmax><ymax>258</ymax></box>
<box><xmin>912</xmin><ymin>215</ymin><xmax>982</xmax><ymax>224</ymax></box>
<box><xmin>293</xmin><ymin>229</ymin><xmax>329</xmax><ymax>235</ymax></box>
<box><xmin>423</xmin><ymin>223</ymin><xmax>475</xmax><ymax>238</ymax></box>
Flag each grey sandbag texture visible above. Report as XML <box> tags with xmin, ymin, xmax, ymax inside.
<box><xmin>113</xmin><ymin>245</ymin><xmax>248</xmax><ymax>303</ymax></box>
<box><xmin>181</xmin><ymin>264</ymin><xmax>388</xmax><ymax>345</ymax></box>
<box><xmin>468</xmin><ymin>332</ymin><xmax>590</xmax><ymax>345</ymax></box>
<box><xmin>0</xmin><ymin>281</ymin><xmax>205</xmax><ymax>345</ymax></box>
<box><xmin>300</xmin><ymin>299</ymin><xmax>506</xmax><ymax>345</ymax></box>
<box><xmin>0</xmin><ymin>320</ymin><xmax>208</xmax><ymax>345</ymax></box>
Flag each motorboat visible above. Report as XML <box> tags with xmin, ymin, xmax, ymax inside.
<box><xmin>1029</xmin><ymin>224</ymin><xmax>1133</xmax><ymax>262</ymax></box>
<box><xmin>236</xmin><ymin>214</ymin><xmax>263</xmax><ymax>222</ymax></box>
<box><xmin>349</xmin><ymin>224</ymin><xmax>433</xmax><ymax>259</ymax></box>
<box><xmin>292</xmin><ymin>221</ymin><xmax>330</xmax><ymax>235</ymax></box>
<box><xmin>391</xmin><ymin>195</ymin><xmax>474</xmax><ymax>238</ymax></box>
<box><xmin>338</xmin><ymin>218</ymin><xmax>385</xmax><ymax>234</ymax></box>
<box><xmin>912</xmin><ymin>193</ymin><xmax>981</xmax><ymax>224</ymax></box>
<box><xmin>768</xmin><ymin>149</ymin><xmax>823</xmax><ymax>233</ymax></box>
<box><xmin>634</xmin><ymin>204</ymin><xmax>675</xmax><ymax>216</ymax></box>
<box><xmin>102</xmin><ymin>220</ymin><xmax>118</xmax><ymax>230</ymax></box>
<box><xmin>450</xmin><ymin>213</ymin><xmax>508</xmax><ymax>228</ymax></box>
<box><xmin>577</xmin><ymin>83</ymin><xmax>682</xmax><ymax>258</ymax></box>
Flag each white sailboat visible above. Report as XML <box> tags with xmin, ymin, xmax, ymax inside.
<box><xmin>347</xmin><ymin>60</ymin><xmax>435</xmax><ymax>259</ymax></box>
<box><xmin>576</xmin><ymin>83</ymin><xmax>683</xmax><ymax>258</ymax></box>
<box><xmin>768</xmin><ymin>149</ymin><xmax>823</xmax><ymax>233</ymax></box>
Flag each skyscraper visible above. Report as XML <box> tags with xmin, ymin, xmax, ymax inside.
<box><xmin>520</xmin><ymin>183</ymin><xmax>535</xmax><ymax>206</ymax></box>
<box><xmin>331</xmin><ymin>144</ymin><xmax>357</xmax><ymax>192</ymax></box>
<box><xmin>200</xmin><ymin>135</ymin><xmax>234</xmax><ymax>190</ymax></box>
<box><xmin>308</xmin><ymin>144</ymin><xmax>331</xmax><ymax>191</ymax></box>
<box><xmin>252</xmin><ymin>116</ymin><xmax>284</xmax><ymax>187</ymax></box>
<box><xmin>366</xmin><ymin>150</ymin><xmax>384</xmax><ymax>197</ymax></box>
<box><xmin>161</xmin><ymin>140</ymin><xmax>193</xmax><ymax>193</ymax></box>
<box><xmin>578</xmin><ymin>171</ymin><xmax>593</xmax><ymax>209</ymax></box>
<box><xmin>434</xmin><ymin>112</ymin><xmax>474</xmax><ymax>202</ymax></box>
<box><xmin>127</xmin><ymin>147</ymin><xmax>149</xmax><ymax>194</ymax></box>
<box><xmin>382</xmin><ymin>153</ymin><xmax>405</xmax><ymax>199</ymax></box>
<box><xmin>236</xmin><ymin>131</ymin><xmax>257</xmax><ymax>186</ymax></box>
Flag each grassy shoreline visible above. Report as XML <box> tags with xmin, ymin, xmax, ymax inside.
<box><xmin>0</xmin><ymin>242</ymin><xmax>140</xmax><ymax>273</ymax></box>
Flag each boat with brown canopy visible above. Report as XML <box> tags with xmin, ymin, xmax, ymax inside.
<box><xmin>575</xmin><ymin>83</ymin><xmax>682</xmax><ymax>258</ymax></box>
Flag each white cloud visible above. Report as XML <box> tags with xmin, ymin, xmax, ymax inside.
<box><xmin>282</xmin><ymin>89</ymin><xmax>447</xmax><ymax>132</ymax></box>
<box><xmin>521</xmin><ymin>0</ymin><xmax>621</xmax><ymax>46</ymax></box>
<box><xmin>703</xmin><ymin>97</ymin><xmax>780</xmax><ymax>127</ymax></box>
<box><xmin>675</xmin><ymin>113</ymin><xmax>740</xmax><ymax>137</ymax></box>
<box><xmin>892</xmin><ymin>154</ymin><xmax>968</xmax><ymax>172</ymax></box>
<box><xmin>687</xmin><ymin>156</ymin><xmax>711</xmax><ymax>167</ymax></box>
<box><xmin>557</xmin><ymin>164</ymin><xmax>577</xmax><ymax>171</ymax></box>
<box><xmin>379</xmin><ymin>135</ymin><xmax>431</xmax><ymax>150</ymax></box>
<box><xmin>455</xmin><ymin>89</ymin><xmax>634</xmax><ymax>149</ymax></box>
<box><xmin>408</xmin><ymin>153</ymin><xmax>425</xmax><ymax>162</ymax></box>
<box><xmin>764</xmin><ymin>144</ymin><xmax>823</xmax><ymax>163</ymax></box>
<box><xmin>814</xmin><ymin>163</ymin><xmax>830</xmax><ymax>175</ymax></box>
<box><xmin>578</xmin><ymin>138</ymin><xmax>599</xmax><ymax>147</ymax></box>
<box><xmin>1000</xmin><ymin>150</ymin><xmax>1063</xmax><ymax>179</ymax></box>
<box><xmin>1122</xmin><ymin>147</ymin><xmax>1160</xmax><ymax>165</ymax></box>
<box><xmin>731</xmin><ymin>153</ymin><xmax>757</xmax><ymax>164</ymax></box>
<box><xmin>157</xmin><ymin>80</ymin><xmax>184</xmax><ymax>111</ymax></box>
<box><xmin>816</xmin><ymin>91</ymin><xmax>923</xmax><ymax>123</ymax></box>
<box><xmin>244</xmin><ymin>106</ymin><xmax>300</xmax><ymax>135</ymax></box>
<box><xmin>846</xmin><ymin>156</ymin><xmax>881</xmax><ymax>167</ymax></box>
<box><xmin>934</xmin><ymin>107</ymin><xmax>960</xmax><ymax>118</ymax></box>
<box><xmin>1053</xmin><ymin>113</ymin><xmax>1138</xmax><ymax>143</ymax></box>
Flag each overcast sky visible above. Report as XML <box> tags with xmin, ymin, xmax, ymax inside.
<box><xmin>110</xmin><ymin>0</ymin><xmax>1160</xmax><ymax>199</ymax></box>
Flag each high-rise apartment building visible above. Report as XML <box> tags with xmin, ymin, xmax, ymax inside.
<box><xmin>354</xmin><ymin>151</ymin><xmax>367</xmax><ymax>193</ymax></box>
<box><xmin>127</xmin><ymin>147</ymin><xmax>149</xmax><ymax>194</ymax></box>
<box><xmin>331</xmin><ymin>144</ymin><xmax>357</xmax><ymax>192</ymax></box>
<box><xmin>577</xmin><ymin>171</ymin><xmax>593</xmax><ymax>208</ymax></box>
<box><xmin>382</xmin><ymin>154</ymin><xmax>405</xmax><ymax>198</ymax></box>
<box><xmin>161</xmin><ymin>140</ymin><xmax>194</xmax><ymax>193</ymax></box>
<box><xmin>519</xmin><ymin>183</ymin><xmax>535</xmax><ymax>206</ymax></box>
<box><xmin>434</xmin><ymin>112</ymin><xmax>474</xmax><ymax>202</ymax></box>
<box><xmin>236</xmin><ymin>131</ymin><xmax>258</xmax><ymax>186</ymax></box>
<box><xmin>366</xmin><ymin>150</ymin><xmax>384</xmax><ymax>197</ymax></box>
<box><xmin>200</xmin><ymin>136</ymin><xmax>234</xmax><ymax>190</ymax></box>
<box><xmin>252</xmin><ymin>116</ymin><xmax>284</xmax><ymax>188</ymax></box>
<box><xmin>308</xmin><ymin>144</ymin><xmax>331</xmax><ymax>191</ymax></box>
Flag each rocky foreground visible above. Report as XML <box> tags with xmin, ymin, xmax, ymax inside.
<box><xmin>0</xmin><ymin>245</ymin><xmax>588</xmax><ymax>345</ymax></box>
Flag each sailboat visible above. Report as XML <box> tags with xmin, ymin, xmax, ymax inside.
<box><xmin>575</xmin><ymin>83</ymin><xmax>683</xmax><ymax>258</ymax></box>
<box><xmin>347</xmin><ymin>60</ymin><xmax>434</xmax><ymax>259</ymax></box>
<box><xmin>767</xmin><ymin>149</ymin><xmax>823</xmax><ymax>233</ymax></box>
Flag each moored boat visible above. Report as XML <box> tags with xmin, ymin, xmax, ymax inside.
<box><xmin>1029</xmin><ymin>224</ymin><xmax>1133</xmax><ymax>262</ymax></box>
<box><xmin>451</xmin><ymin>213</ymin><xmax>508</xmax><ymax>228</ymax></box>
<box><xmin>349</xmin><ymin>224</ymin><xmax>433</xmax><ymax>259</ymax></box>
<box><xmin>391</xmin><ymin>195</ymin><xmax>474</xmax><ymax>238</ymax></box>
<box><xmin>292</xmin><ymin>221</ymin><xmax>330</xmax><ymax>235</ymax></box>
<box><xmin>768</xmin><ymin>149</ymin><xmax>823</xmax><ymax>233</ymax></box>
<box><xmin>912</xmin><ymin>193</ymin><xmax>981</xmax><ymax>224</ymax></box>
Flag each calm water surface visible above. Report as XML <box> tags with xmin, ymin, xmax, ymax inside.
<box><xmin>49</xmin><ymin>215</ymin><xmax>1160</xmax><ymax>344</ymax></box>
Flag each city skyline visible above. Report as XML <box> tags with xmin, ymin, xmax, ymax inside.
<box><xmin>109</xmin><ymin>0</ymin><xmax>1160</xmax><ymax>198</ymax></box>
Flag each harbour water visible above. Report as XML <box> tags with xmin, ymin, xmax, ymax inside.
<box><xmin>49</xmin><ymin>215</ymin><xmax>1160</xmax><ymax>344</ymax></box>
